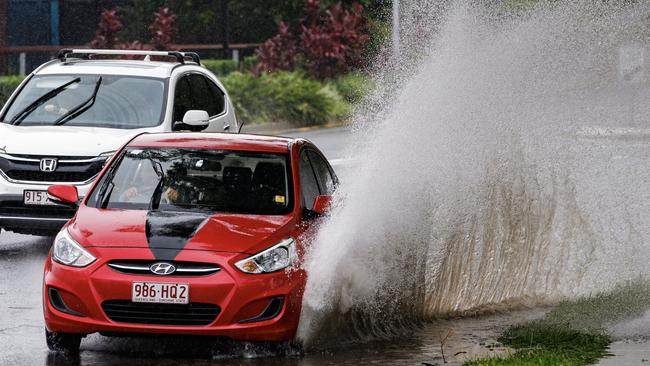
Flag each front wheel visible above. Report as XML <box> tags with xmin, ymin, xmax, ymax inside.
<box><xmin>45</xmin><ymin>329</ymin><xmax>82</xmax><ymax>353</ymax></box>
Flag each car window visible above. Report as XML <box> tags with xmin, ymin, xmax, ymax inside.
<box><xmin>307</xmin><ymin>150</ymin><xmax>335</xmax><ymax>195</ymax></box>
<box><xmin>172</xmin><ymin>75</ymin><xmax>194</xmax><ymax>122</ymax></box>
<box><xmin>87</xmin><ymin>148</ymin><xmax>292</xmax><ymax>215</ymax></box>
<box><xmin>191</xmin><ymin>74</ymin><xmax>226</xmax><ymax>117</ymax></box>
<box><xmin>187</xmin><ymin>74</ymin><xmax>213</xmax><ymax>116</ymax></box>
<box><xmin>299</xmin><ymin>150</ymin><xmax>320</xmax><ymax>210</ymax></box>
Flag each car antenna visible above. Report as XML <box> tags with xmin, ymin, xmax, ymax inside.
<box><xmin>238</xmin><ymin>121</ymin><xmax>244</xmax><ymax>133</ymax></box>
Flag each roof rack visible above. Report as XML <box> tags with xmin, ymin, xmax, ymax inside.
<box><xmin>57</xmin><ymin>49</ymin><xmax>201</xmax><ymax>65</ymax></box>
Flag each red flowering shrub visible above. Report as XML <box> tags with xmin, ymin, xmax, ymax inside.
<box><xmin>89</xmin><ymin>7</ymin><xmax>177</xmax><ymax>53</ymax></box>
<box><xmin>255</xmin><ymin>0</ymin><xmax>369</xmax><ymax>80</ymax></box>
<box><xmin>150</xmin><ymin>7</ymin><xmax>177</xmax><ymax>51</ymax></box>
<box><xmin>88</xmin><ymin>8</ymin><xmax>123</xmax><ymax>49</ymax></box>
<box><xmin>253</xmin><ymin>22</ymin><xmax>298</xmax><ymax>75</ymax></box>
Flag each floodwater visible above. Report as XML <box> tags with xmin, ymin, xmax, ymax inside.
<box><xmin>0</xmin><ymin>226</ymin><xmax>541</xmax><ymax>365</ymax></box>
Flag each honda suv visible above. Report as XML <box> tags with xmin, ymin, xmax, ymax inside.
<box><xmin>0</xmin><ymin>49</ymin><xmax>238</xmax><ymax>236</ymax></box>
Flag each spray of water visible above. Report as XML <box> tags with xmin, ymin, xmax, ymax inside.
<box><xmin>298</xmin><ymin>0</ymin><xmax>650</xmax><ymax>346</ymax></box>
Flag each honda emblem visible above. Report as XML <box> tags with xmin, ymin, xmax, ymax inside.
<box><xmin>39</xmin><ymin>158</ymin><xmax>58</xmax><ymax>172</ymax></box>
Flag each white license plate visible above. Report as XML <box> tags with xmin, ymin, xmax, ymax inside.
<box><xmin>132</xmin><ymin>282</ymin><xmax>189</xmax><ymax>304</ymax></box>
<box><xmin>23</xmin><ymin>190</ymin><xmax>56</xmax><ymax>206</ymax></box>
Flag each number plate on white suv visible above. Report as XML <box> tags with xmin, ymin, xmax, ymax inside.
<box><xmin>132</xmin><ymin>282</ymin><xmax>189</xmax><ymax>304</ymax></box>
<box><xmin>23</xmin><ymin>190</ymin><xmax>56</xmax><ymax>206</ymax></box>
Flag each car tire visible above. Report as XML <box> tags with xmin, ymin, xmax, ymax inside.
<box><xmin>45</xmin><ymin>329</ymin><xmax>82</xmax><ymax>353</ymax></box>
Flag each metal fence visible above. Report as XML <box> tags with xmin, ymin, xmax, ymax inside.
<box><xmin>0</xmin><ymin>43</ymin><xmax>261</xmax><ymax>75</ymax></box>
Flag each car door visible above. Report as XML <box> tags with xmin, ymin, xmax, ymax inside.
<box><xmin>171</xmin><ymin>73</ymin><xmax>231</xmax><ymax>132</ymax></box>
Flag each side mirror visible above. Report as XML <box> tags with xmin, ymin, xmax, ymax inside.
<box><xmin>173</xmin><ymin>110</ymin><xmax>210</xmax><ymax>131</ymax></box>
<box><xmin>47</xmin><ymin>185</ymin><xmax>79</xmax><ymax>207</ymax></box>
<box><xmin>312</xmin><ymin>195</ymin><xmax>332</xmax><ymax>215</ymax></box>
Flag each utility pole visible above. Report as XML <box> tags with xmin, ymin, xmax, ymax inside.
<box><xmin>50</xmin><ymin>0</ymin><xmax>59</xmax><ymax>46</ymax></box>
<box><xmin>392</xmin><ymin>0</ymin><xmax>400</xmax><ymax>57</ymax></box>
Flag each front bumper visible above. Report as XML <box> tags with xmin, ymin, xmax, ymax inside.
<box><xmin>43</xmin><ymin>248</ymin><xmax>305</xmax><ymax>342</ymax></box>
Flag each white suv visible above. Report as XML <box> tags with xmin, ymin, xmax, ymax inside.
<box><xmin>0</xmin><ymin>49</ymin><xmax>238</xmax><ymax>235</ymax></box>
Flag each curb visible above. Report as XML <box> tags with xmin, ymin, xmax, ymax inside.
<box><xmin>240</xmin><ymin>120</ymin><xmax>351</xmax><ymax>136</ymax></box>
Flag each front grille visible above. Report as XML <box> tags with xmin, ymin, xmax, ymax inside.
<box><xmin>102</xmin><ymin>300</ymin><xmax>221</xmax><ymax>326</ymax></box>
<box><xmin>7</xmin><ymin>171</ymin><xmax>98</xmax><ymax>182</ymax></box>
<box><xmin>0</xmin><ymin>154</ymin><xmax>105</xmax><ymax>183</ymax></box>
<box><xmin>0</xmin><ymin>199</ymin><xmax>75</xmax><ymax>219</ymax></box>
<box><xmin>108</xmin><ymin>260</ymin><xmax>220</xmax><ymax>276</ymax></box>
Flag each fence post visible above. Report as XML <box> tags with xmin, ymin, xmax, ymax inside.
<box><xmin>232</xmin><ymin>49</ymin><xmax>239</xmax><ymax>63</ymax></box>
<box><xmin>18</xmin><ymin>52</ymin><xmax>26</xmax><ymax>75</ymax></box>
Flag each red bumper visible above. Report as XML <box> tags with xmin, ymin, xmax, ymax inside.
<box><xmin>43</xmin><ymin>247</ymin><xmax>305</xmax><ymax>342</ymax></box>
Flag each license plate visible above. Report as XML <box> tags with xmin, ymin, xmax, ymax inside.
<box><xmin>132</xmin><ymin>282</ymin><xmax>189</xmax><ymax>304</ymax></box>
<box><xmin>23</xmin><ymin>190</ymin><xmax>56</xmax><ymax>206</ymax></box>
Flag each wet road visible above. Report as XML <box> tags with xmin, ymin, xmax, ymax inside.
<box><xmin>0</xmin><ymin>226</ymin><xmax>532</xmax><ymax>365</ymax></box>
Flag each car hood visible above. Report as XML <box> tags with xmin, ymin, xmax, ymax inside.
<box><xmin>0</xmin><ymin>124</ymin><xmax>162</xmax><ymax>156</ymax></box>
<box><xmin>69</xmin><ymin>208</ymin><xmax>297</xmax><ymax>260</ymax></box>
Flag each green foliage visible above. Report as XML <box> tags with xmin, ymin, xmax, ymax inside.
<box><xmin>465</xmin><ymin>281</ymin><xmax>650</xmax><ymax>366</ymax></box>
<box><xmin>465</xmin><ymin>323</ymin><xmax>611</xmax><ymax>366</ymax></box>
<box><xmin>330</xmin><ymin>72</ymin><xmax>373</xmax><ymax>104</ymax></box>
<box><xmin>222</xmin><ymin>71</ymin><xmax>350</xmax><ymax>126</ymax></box>
<box><xmin>203</xmin><ymin>59</ymin><xmax>239</xmax><ymax>77</ymax></box>
<box><xmin>544</xmin><ymin>280</ymin><xmax>650</xmax><ymax>332</ymax></box>
<box><xmin>242</xmin><ymin>56</ymin><xmax>258</xmax><ymax>73</ymax></box>
<box><xmin>0</xmin><ymin>76</ymin><xmax>25</xmax><ymax>107</ymax></box>
<box><xmin>464</xmin><ymin>348</ymin><xmax>608</xmax><ymax>366</ymax></box>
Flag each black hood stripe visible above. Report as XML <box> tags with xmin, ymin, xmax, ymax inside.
<box><xmin>145</xmin><ymin>211</ymin><xmax>210</xmax><ymax>261</ymax></box>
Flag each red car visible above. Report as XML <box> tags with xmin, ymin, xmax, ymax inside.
<box><xmin>42</xmin><ymin>132</ymin><xmax>337</xmax><ymax>353</ymax></box>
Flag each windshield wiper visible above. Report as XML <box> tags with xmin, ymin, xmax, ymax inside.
<box><xmin>54</xmin><ymin>76</ymin><xmax>102</xmax><ymax>126</ymax></box>
<box><xmin>97</xmin><ymin>159</ymin><xmax>119</xmax><ymax>209</ymax></box>
<box><xmin>10</xmin><ymin>78</ymin><xmax>81</xmax><ymax>125</ymax></box>
<box><xmin>148</xmin><ymin>160</ymin><xmax>166</xmax><ymax>210</ymax></box>
<box><xmin>98</xmin><ymin>173</ymin><xmax>115</xmax><ymax>208</ymax></box>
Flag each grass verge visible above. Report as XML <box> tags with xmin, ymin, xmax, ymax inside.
<box><xmin>464</xmin><ymin>281</ymin><xmax>650</xmax><ymax>366</ymax></box>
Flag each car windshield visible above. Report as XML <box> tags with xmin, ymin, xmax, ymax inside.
<box><xmin>87</xmin><ymin>148</ymin><xmax>293</xmax><ymax>215</ymax></box>
<box><xmin>2</xmin><ymin>74</ymin><xmax>166</xmax><ymax>128</ymax></box>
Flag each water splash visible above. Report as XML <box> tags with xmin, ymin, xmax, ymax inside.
<box><xmin>299</xmin><ymin>0</ymin><xmax>650</xmax><ymax>346</ymax></box>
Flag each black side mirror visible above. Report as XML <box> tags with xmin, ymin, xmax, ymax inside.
<box><xmin>172</xmin><ymin>121</ymin><xmax>209</xmax><ymax>132</ymax></box>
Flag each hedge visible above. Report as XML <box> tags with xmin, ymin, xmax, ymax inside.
<box><xmin>202</xmin><ymin>59</ymin><xmax>239</xmax><ymax>77</ymax></box>
<box><xmin>330</xmin><ymin>72</ymin><xmax>373</xmax><ymax>104</ymax></box>
<box><xmin>222</xmin><ymin>71</ymin><xmax>351</xmax><ymax>126</ymax></box>
<box><xmin>0</xmin><ymin>75</ymin><xmax>25</xmax><ymax>107</ymax></box>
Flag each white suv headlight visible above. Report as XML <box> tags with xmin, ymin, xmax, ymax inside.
<box><xmin>52</xmin><ymin>229</ymin><xmax>96</xmax><ymax>267</ymax></box>
<box><xmin>235</xmin><ymin>238</ymin><xmax>297</xmax><ymax>274</ymax></box>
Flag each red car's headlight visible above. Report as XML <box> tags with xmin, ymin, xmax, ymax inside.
<box><xmin>52</xmin><ymin>229</ymin><xmax>96</xmax><ymax>267</ymax></box>
<box><xmin>235</xmin><ymin>238</ymin><xmax>296</xmax><ymax>274</ymax></box>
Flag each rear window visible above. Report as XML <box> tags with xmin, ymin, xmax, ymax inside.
<box><xmin>87</xmin><ymin>148</ymin><xmax>293</xmax><ymax>215</ymax></box>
